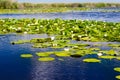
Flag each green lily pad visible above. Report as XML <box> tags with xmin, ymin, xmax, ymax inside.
<box><xmin>36</xmin><ymin>52</ymin><xmax>53</xmax><ymax>57</ymax></box>
<box><xmin>116</xmin><ymin>57</ymin><xmax>120</xmax><ymax>60</ymax></box>
<box><xmin>83</xmin><ymin>58</ymin><xmax>101</xmax><ymax>63</ymax></box>
<box><xmin>99</xmin><ymin>56</ymin><xmax>115</xmax><ymax>59</ymax></box>
<box><xmin>108</xmin><ymin>44</ymin><xmax>120</xmax><ymax>47</ymax></box>
<box><xmin>89</xmin><ymin>48</ymin><xmax>100</xmax><ymax>51</ymax></box>
<box><xmin>107</xmin><ymin>50</ymin><xmax>116</xmax><ymax>55</ymax></box>
<box><xmin>38</xmin><ymin>57</ymin><xmax>55</xmax><ymax>62</ymax></box>
<box><xmin>115</xmin><ymin>75</ymin><xmax>120</xmax><ymax>79</ymax></box>
<box><xmin>54</xmin><ymin>51</ymin><xmax>70</xmax><ymax>57</ymax></box>
<box><xmin>20</xmin><ymin>54</ymin><xmax>33</xmax><ymax>58</ymax></box>
<box><xmin>114</xmin><ymin>67</ymin><xmax>120</xmax><ymax>72</ymax></box>
<box><xmin>11</xmin><ymin>40</ymin><xmax>30</xmax><ymax>44</ymax></box>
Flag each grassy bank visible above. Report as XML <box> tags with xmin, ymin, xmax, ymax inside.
<box><xmin>0</xmin><ymin>2</ymin><xmax>120</xmax><ymax>13</ymax></box>
<box><xmin>0</xmin><ymin>7</ymin><xmax>90</xmax><ymax>14</ymax></box>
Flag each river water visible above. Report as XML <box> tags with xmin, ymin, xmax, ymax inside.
<box><xmin>0</xmin><ymin>34</ymin><xmax>120</xmax><ymax>80</ymax></box>
<box><xmin>0</xmin><ymin>12</ymin><xmax>120</xmax><ymax>22</ymax></box>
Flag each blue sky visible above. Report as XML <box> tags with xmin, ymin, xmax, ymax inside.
<box><xmin>18</xmin><ymin>0</ymin><xmax>120</xmax><ymax>3</ymax></box>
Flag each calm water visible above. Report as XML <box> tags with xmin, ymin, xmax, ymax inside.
<box><xmin>0</xmin><ymin>34</ymin><xmax>120</xmax><ymax>80</ymax></box>
<box><xmin>0</xmin><ymin>12</ymin><xmax>120</xmax><ymax>22</ymax></box>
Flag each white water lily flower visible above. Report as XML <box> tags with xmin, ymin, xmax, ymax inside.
<box><xmin>53</xmin><ymin>43</ymin><xmax>57</xmax><ymax>46</ymax></box>
<box><xmin>78</xmin><ymin>35</ymin><xmax>82</xmax><ymax>38</ymax></box>
<box><xmin>27</xmin><ymin>24</ymin><xmax>31</xmax><ymax>26</ymax></box>
<box><xmin>40</xmin><ymin>25</ymin><xmax>43</xmax><ymax>27</ymax></box>
<box><xmin>3</xmin><ymin>29</ymin><xmax>6</xmax><ymax>32</ymax></box>
<box><xmin>50</xmin><ymin>36</ymin><xmax>55</xmax><ymax>40</ymax></box>
<box><xmin>9</xmin><ymin>26</ymin><xmax>13</xmax><ymax>29</ymax></box>
<box><xmin>18</xmin><ymin>27</ymin><xmax>21</xmax><ymax>30</ymax></box>
<box><xmin>104</xmin><ymin>34</ymin><xmax>107</xmax><ymax>37</ymax></box>
<box><xmin>64</xmin><ymin>47</ymin><xmax>70</xmax><ymax>51</ymax></box>
<box><xmin>97</xmin><ymin>52</ymin><xmax>103</xmax><ymax>56</ymax></box>
<box><xmin>24</xmin><ymin>31</ymin><xmax>27</xmax><ymax>34</ymax></box>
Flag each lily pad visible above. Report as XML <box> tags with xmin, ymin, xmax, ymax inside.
<box><xmin>36</xmin><ymin>52</ymin><xmax>53</xmax><ymax>57</ymax></box>
<box><xmin>83</xmin><ymin>58</ymin><xmax>101</xmax><ymax>63</ymax></box>
<box><xmin>114</xmin><ymin>67</ymin><xmax>120</xmax><ymax>72</ymax></box>
<box><xmin>107</xmin><ymin>50</ymin><xmax>116</xmax><ymax>55</ymax></box>
<box><xmin>115</xmin><ymin>75</ymin><xmax>120</xmax><ymax>79</ymax></box>
<box><xmin>11</xmin><ymin>40</ymin><xmax>30</xmax><ymax>44</ymax></box>
<box><xmin>54</xmin><ymin>51</ymin><xmax>70</xmax><ymax>57</ymax></box>
<box><xmin>116</xmin><ymin>57</ymin><xmax>120</xmax><ymax>60</ymax></box>
<box><xmin>99</xmin><ymin>56</ymin><xmax>115</xmax><ymax>59</ymax></box>
<box><xmin>20</xmin><ymin>54</ymin><xmax>33</xmax><ymax>58</ymax></box>
<box><xmin>38</xmin><ymin>57</ymin><xmax>55</xmax><ymax>62</ymax></box>
<box><xmin>108</xmin><ymin>44</ymin><xmax>120</xmax><ymax>47</ymax></box>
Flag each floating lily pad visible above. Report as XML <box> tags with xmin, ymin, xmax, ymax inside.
<box><xmin>36</xmin><ymin>52</ymin><xmax>53</xmax><ymax>57</ymax></box>
<box><xmin>99</xmin><ymin>56</ymin><xmax>115</xmax><ymax>59</ymax></box>
<box><xmin>38</xmin><ymin>57</ymin><xmax>55</xmax><ymax>62</ymax></box>
<box><xmin>89</xmin><ymin>48</ymin><xmax>100</xmax><ymax>51</ymax></box>
<box><xmin>11</xmin><ymin>40</ymin><xmax>30</xmax><ymax>44</ymax></box>
<box><xmin>54</xmin><ymin>51</ymin><xmax>70</xmax><ymax>57</ymax></box>
<box><xmin>115</xmin><ymin>75</ymin><xmax>120</xmax><ymax>79</ymax></box>
<box><xmin>107</xmin><ymin>50</ymin><xmax>116</xmax><ymax>55</ymax></box>
<box><xmin>114</xmin><ymin>67</ymin><xmax>120</xmax><ymax>72</ymax></box>
<box><xmin>83</xmin><ymin>58</ymin><xmax>101</xmax><ymax>63</ymax></box>
<box><xmin>116</xmin><ymin>57</ymin><xmax>120</xmax><ymax>60</ymax></box>
<box><xmin>20</xmin><ymin>54</ymin><xmax>33</xmax><ymax>58</ymax></box>
<box><xmin>108</xmin><ymin>44</ymin><xmax>120</xmax><ymax>47</ymax></box>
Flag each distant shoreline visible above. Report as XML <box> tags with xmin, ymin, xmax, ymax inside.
<box><xmin>0</xmin><ymin>2</ymin><xmax>120</xmax><ymax>14</ymax></box>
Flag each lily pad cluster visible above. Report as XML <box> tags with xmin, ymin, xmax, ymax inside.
<box><xmin>11</xmin><ymin>33</ymin><xmax>120</xmax><ymax>63</ymax></box>
<box><xmin>1</xmin><ymin>18</ymin><xmax>120</xmax><ymax>42</ymax></box>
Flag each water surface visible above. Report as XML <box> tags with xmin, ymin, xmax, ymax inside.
<box><xmin>0</xmin><ymin>34</ymin><xmax>120</xmax><ymax>80</ymax></box>
<box><xmin>0</xmin><ymin>12</ymin><xmax>120</xmax><ymax>22</ymax></box>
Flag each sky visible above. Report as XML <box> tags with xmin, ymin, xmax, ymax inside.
<box><xmin>18</xmin><ymin>0</ymin><xmax>120</xmax><ymax>3</ymax></box>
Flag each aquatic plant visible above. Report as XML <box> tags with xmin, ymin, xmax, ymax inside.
<box><xmin>115</xmin><ymin>75</ymin><xmax>120</xmax><ymax>79</ymax></box>
<box><xmin>20</xmin><ymin>54</ymin><xmax>33</xmax><ymax>58</ymax></box>
<box><xmin>108</xmin><ymin>44</ymin><xmax>120</xmax><ymax>47</ymax></box>
<box><xmin>114</xmin><ymin>67</ymin><xmax>120</xmax><ymax>72</ymax></box>
<box><xmin>38</xmin><ymin>57</ymin><xmax>55</xmax><ymax>62</ymax></box>
<box><xmin>11</xmin><ymin>40</ymin><xmax>30</xmax><ymax>44</ymax></box>
<box><xmin>1</xmin><ymin>18</ymin><xmax>120</xmax><ymax>42</ymax></box>
<box><xmin>99</xmin><ymin>56</ymin><xmax>115</xmax><ymax>59</ymax></box>
<box><xmin>54</xmin><ymin>51</ymin><xmax>70</xmax><ymax>57</ymax></box>
<box><xmin>36</xmin><ymin>52</ymin><xmax>53</xmax><ymax>57</ymax></box>
<box><xmin>83</xmin><ymin>58</ymin><xmax>101</xmax><ymax>63</ymax></box>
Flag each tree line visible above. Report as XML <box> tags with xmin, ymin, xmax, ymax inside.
<box><xmin>0</xmin><ymin>0</ymin><xmax>120</xmax><ymax>9</ymax></box>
